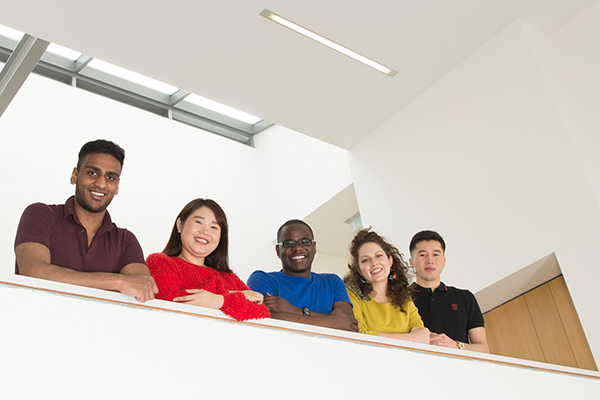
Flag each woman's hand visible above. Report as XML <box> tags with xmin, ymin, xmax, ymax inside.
<box><xmin>410</xmin><ymin>327</ymin><xmax>431</xmax><ymax>344</ymax></box>
<box><xmin>229</xmin><ymin>290</ymin><xmax>264</xmax><ymax>304</ymax></box>
<box><xmin>173</xmin><ymin>289</ymin><xmax>224</xmax><ymax>309</ymax></box>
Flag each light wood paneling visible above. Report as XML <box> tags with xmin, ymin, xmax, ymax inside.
<box><xmin>549</xmin><ymin>276</ymin><xmax>598</xmax><ymax>371</ymax></box>
<box><xmin>484</xmin><ymin>296</ymin><xmax>545</xmax><ymax>362</ymax></box>
<box><xmin>524</xmin><ymin>284</ymin><xmax>577</xmax><ymax>368</ymax></box>
<box><xmin>484</xmin><ymin>277</ymin><xmax>597</xmax><ymax>370</ymax></box>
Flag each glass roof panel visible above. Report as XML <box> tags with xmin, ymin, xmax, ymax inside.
<box><xmin>46</xmin><ymin>43</ymin><xmax>82</xmax><ymax>61</ymax></box>
<box><xmin>0</xmin><ymin>25</ymin><xmax>268</xmax><ymax>145</ymax></box>
<box><xmin>87</xmin><ymin>58</ymin><xmax>179</xmax><ymax>95</ymax></box>
<box><xmin>185</xmin><ymin>94</ymin><xmax>262</xmax><ymax>125</ymax></box>
<box><xmin>0</xmin><ymin>24</ymin><xmax>24</xmax><ymax>41</ymax></box>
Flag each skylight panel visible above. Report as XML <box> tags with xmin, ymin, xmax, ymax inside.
<box><xmin>0</xmin><ymin>24</ymin><xmax>24</xmax><ymax>41</ymax></box>
<box><xmin>0</xmin><ymin>28</ymin><xmax>268</xmax><ymax>144</ymax></box>
<box><xmin>87</xmin><ymin>58</ymin><xmax>179</xmax><ymax>95</ymax></box>
<box><xmin>184</xmin><ymin>94</ymin><xmax>262</xmax><ymax>125</ymax></box>
<box><xmin>46</xmin><ymin>43</ymin><xmax>82</xmax><ymax>61</ymax></box>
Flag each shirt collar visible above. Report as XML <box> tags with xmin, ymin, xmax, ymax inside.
<box><xmin>411</xmin><ymin>282</ymin><xmax>447</xmax><ymax>292</ymax></box>
<box><xmin>63</xmin><ymin>196</ymin><xmax>114</xmax><ymax>231</ymax></box>
<box><xmin>278</xmin><ymin>270</ymin><xmax>314</xmax><ymax>279</ymax></box>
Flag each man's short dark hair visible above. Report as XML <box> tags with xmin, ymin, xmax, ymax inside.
<box><xmin>409</xmin><ymin>230</ymin><xmax>446</xmax><ymax>254</ymax></box>
<box><xmin>277</xmin><ymin>219</ymin><xmax>314</xmax><ymax>241</ymax></box>
<box><xmin>77</xmin><ymin>139</ymin><xmax>125</xmax><ymax>169</ymax></box>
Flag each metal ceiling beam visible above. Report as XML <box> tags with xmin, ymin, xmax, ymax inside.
<box><xmin>0</xmin><ymin>33</ymin><xmax>268</xmax><ymax>145</ymax></box>
<box><xmin>74</xmin><ymin>55</ymin><xmax>92</xmax><ymax>73</ymax></box>
<box><xmin>169</xmin><ymin>89</ymin><xmax>190</xmax><ymax>106</ymax></box>
<box><xmin>0</xmin><ymin>34</ymin><xmax>49</xmax><ymax>118</ymax></box>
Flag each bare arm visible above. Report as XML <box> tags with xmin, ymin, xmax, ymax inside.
<box><xmin>465</xmin><ymin>327</ymin><xmax>489</xmax><ymax>353</ymax></box>
<box><xmin>229</xmin><ymin>290</ymin><xmax>264</xmax><ymax>304</ymax></box>
<box><xmin>173</xmin><ymin>289</ymin><xmax>270</xmax><ymax>321</ymax></box>
<box><xmin>118</xmin><ymin>262</ymin><xmax>159</xmax><ymax>302</ymax></box>
<box><xmin>428</xmin><ymin>327</ymin><xmax>489</xmax><ymax>353</ymax></box>
<box><xmin>15</xmin><ymin>242</ymin><xmax>158</xmax><ymax>302</ymax></box>
<box><xmin>380</xmin><ymin>327</ymin><xmax>431</xmax><ymax>344</ymax></box>
<box><xmin>266</xmin><ymin>296</ymin><xmax>358</xmax><ymax>332</ymax></box>
<box><xmin>173</xmin><ymin>289</ymin><xmax>225</xmax><ymax>309</ymax></box>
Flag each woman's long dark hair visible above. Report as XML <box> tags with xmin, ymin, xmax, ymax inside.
<box><xmin>344</xmin><ymin>228</ymin><xmax>411</xmax><ymax>312</ymax></box>
<box><xmin>162</xmin><ymin>198</ymin><xmax>231</xmax><ymax>273</ymax></box>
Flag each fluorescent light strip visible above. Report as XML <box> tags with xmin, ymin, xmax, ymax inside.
<box><xmin>185</xmin><ymin>94</ymin><xmax>262</xmax><ymax>125</ymax></box>
<box><xmin>260</xmin><ymin>9</ymin><xmax>397</xmax><ymax>77</ymax></box>
<box><xmin>87</xmin><ymin>59</ymin><xmax>179</xmax><ymax>95</ymax></box>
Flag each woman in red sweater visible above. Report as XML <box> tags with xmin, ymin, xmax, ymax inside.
<box><xmin>146</xmin><ymin>198</ymin><xmax>270</xmax><ymax>321</ymax></box>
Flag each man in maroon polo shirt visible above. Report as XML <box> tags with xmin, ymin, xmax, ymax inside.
<box><xmin>14</xmin><ymin>139</ymin><xmax>158</xmax><ymax>302</ymax></box>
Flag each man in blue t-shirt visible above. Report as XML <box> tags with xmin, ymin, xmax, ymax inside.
<box><xmin>247</xmin><ymin>220</ymin><xmax>358</xmax><ymax>332</ymax></box>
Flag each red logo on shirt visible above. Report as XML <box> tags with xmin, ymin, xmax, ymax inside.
<box><xmin>452</xmin><ymin>304</ymin><xmax>458</xmax><ymax>310</ymax></box>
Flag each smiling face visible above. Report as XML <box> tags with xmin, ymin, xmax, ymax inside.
<box><xmin>71</xmin><ymin>153</ymin><xmax>121</xmax><ymax>215</ymax></box>
<box><xmin>177</xmin><ymin>206</ymin><xmax>221</xmax><ymax>266</ymax></box>
<box><xmin>409</xmin><ymin>240</ymin><xmax>446</xmax><ymax>288</ymax></box>
<box><xmin>357</xmin><ymin>242</ymin><xmax>393</xmax><ymax>286</ymax></box>
<box><xmin>276</xmin><ymin>223</ymin><xmax>316</xmax><ymax>277</ymax></box>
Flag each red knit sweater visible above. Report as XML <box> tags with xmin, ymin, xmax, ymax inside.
<box><xmin>146</xmin><ymin>253</ymin><xmax>270</xmax><ymax>321</ymax></box>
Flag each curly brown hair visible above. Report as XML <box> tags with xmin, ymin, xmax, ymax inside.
<box><xmin>343</xmin><ymin>228</ymin><xmax>412</xmax><ymax>313</ymax></box>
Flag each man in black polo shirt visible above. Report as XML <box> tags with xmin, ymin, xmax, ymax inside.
<box><xmin>409</xmin><ymin>230</ymin><xmax>489</xmax><ymax>353</ymax></box>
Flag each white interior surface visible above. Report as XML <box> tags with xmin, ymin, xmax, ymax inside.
<box><xmin>476</xmin><ymin>253</ymin><xmax>561</xmax><ymax>314</ymax></box>
<box><xmin>2</xmin><ymin>0</ymin><xmax>600</xmax><ymax>381</ymax></box>
<box><xmin>0</xmin><ymin>72</ymin><xmax>352</xmax><ymax>282</ymax></box>
<box><xmin>349</xmin><ymin>15</ymin><xmax>600</xmax><ymax>363</ymax></box>
<box><xmin>0</xmin><ymin>1</ymin><xmax>595</xmax><ymax>149</ymax></box>
<box><xmin>305</xmin><ymin>184</ymin><xmax>359</xmax><ymax>260</ymax></box>
<box><xmin>1</xmin><ymin>276</ymin><xmax>598</xmax><ymax>400</ymax></box>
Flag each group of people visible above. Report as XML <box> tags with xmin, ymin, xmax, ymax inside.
<box><xmin>14</xmin><ymin>139</ymin><xmax>488</xmax><ymax>353</ymax></box>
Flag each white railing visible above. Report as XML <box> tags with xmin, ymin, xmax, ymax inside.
<box><xmin>1</xmin><ymin>273</ymin><xmax>598</xmax><ymax>400</ymax></box>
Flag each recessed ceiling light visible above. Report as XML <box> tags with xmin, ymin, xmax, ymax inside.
<box><xmin>46</xmin><ymin>43</ymin><xmax>82</xmax><ymax>61</ymax></box>
<box><xmin>185</xmin><ymin>94</ymin><xmax>262</xmax><ymax>125</ymax></box>
<box><xmin>87</xmin><ymin>59</ymin><xmax>179</xmax><ymax>95</ymax></box>
<box><xmin>260</xmin><ymin>9</ymin><xmax>397</xmax><ymax>77</ymax></box>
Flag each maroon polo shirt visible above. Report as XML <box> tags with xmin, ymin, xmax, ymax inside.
<box><xmin>14</xmin><ymin>196</ymin><xmax>145</xmax><ymax>274</ymax></box>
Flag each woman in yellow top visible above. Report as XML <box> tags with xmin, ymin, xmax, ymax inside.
<box><xmin>344</xmin><ymin>228</ymin><xmax>430</xmax><ymax>343</ymax></box>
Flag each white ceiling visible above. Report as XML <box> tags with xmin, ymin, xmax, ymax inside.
<box><xmin>0</xmin><ymin>0</ymin><xmax>595</xmax><ymax>149</ymax></box>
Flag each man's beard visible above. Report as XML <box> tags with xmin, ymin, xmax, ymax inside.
<box><xmin>75</xmin><ymin>186</ymin><xmax>111</xmax><ymax>213</ymax></box>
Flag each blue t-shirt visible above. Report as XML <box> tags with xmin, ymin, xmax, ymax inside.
<box><xmin>247</xmin><ymin>270</ymin><xmax>351</xmax><ymax>314</ymax></box>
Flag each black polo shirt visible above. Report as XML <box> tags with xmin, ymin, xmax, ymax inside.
<box><xmin>411</xmin><ymin>282</ymin><xmax>484</xmax><ymax>343</ymax></box>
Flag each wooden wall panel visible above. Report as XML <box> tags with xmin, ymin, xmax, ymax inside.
<box><xmin>484</xmin><ymin>296</ymin><xmax>545</xmax><ymax>362</ymax></box>
<box><xmin>483</xmin><ymin>276</ymin><xmax>598</xmax><ymax>370</ymax></box>
<box><xmin>524</xmin><ymin>284</ymin><xmax>577</xmax><ymax>368</ymax></box>
<box><xmin>549</xmin><ymin>276</ymin><xmax>598</xmax><ymax>371</ymax></box>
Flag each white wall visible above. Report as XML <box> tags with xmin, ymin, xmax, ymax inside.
<box><xmin>0</xmin><ymin>72</ymin><xmax>352</xmax><ymax>281</ymax></box>
<box><xmin>2</xmin><ymin>278</ymin><xmax>598</xmax><ymax>399</ymax></box>
<box><xmin>312</xmin><ymin>252</ymin><xmax>348</xmax><ymax>277</ymax></box>
<box><xmin>526</xmin><ymin>1</ymin><xmax>600</xmax><ymax>208</ymax></box>
<box><xmin>348</xmin><ymin>17</ymin><xmax>600</xmax><ymax>362</ymax></box>
<box><xmin>4</xmin><ymin>7</ymin><xmax>600</xmax><ymax>378</ymax></box>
